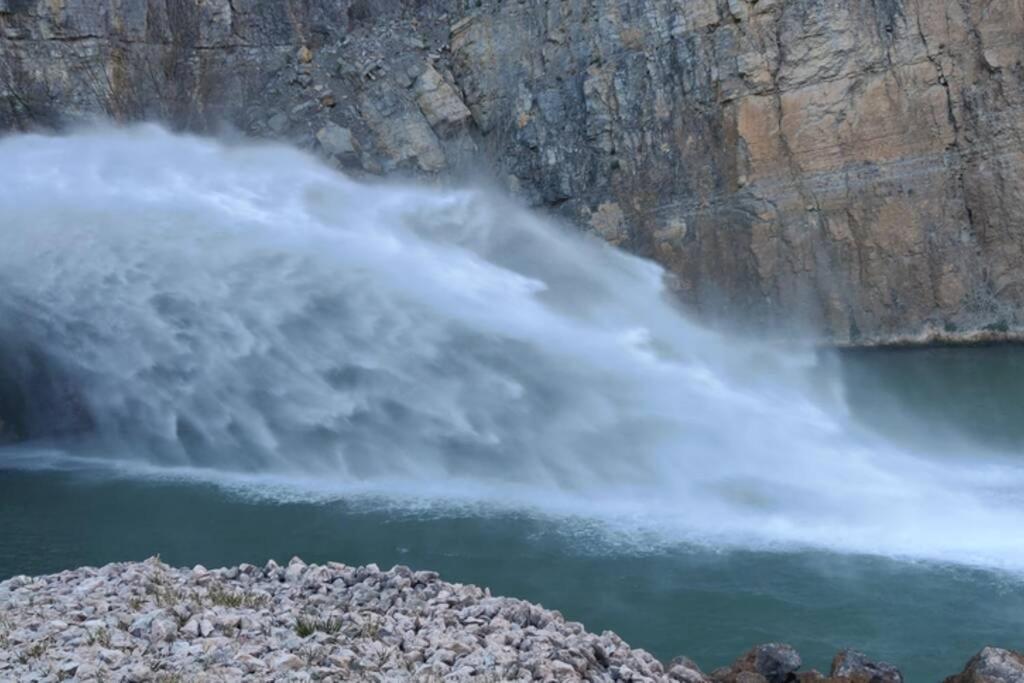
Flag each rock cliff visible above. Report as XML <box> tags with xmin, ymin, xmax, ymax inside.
<box><xmin>1</xmin><ymin>0</ymin><xmax>1022</xmax><ymax>344</ymax></box>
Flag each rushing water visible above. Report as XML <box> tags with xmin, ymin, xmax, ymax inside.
<box><xmin>1</xmin><ymin>127</ymin><xmax>1022</xmax><ymax>679</ymax></box>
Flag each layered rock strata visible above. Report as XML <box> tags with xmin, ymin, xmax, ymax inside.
<box><xmin>1</xmin><ymin>1</ymin><xmax>1022</xmax><ymax>344</ymax></box>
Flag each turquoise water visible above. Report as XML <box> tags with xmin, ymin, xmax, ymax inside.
<box><xmin>3</xmin><ymin>387</ymin><xmax>1024</xmax><ymax>683</ymax></box>
<box><xmin>2</xmin><ymin>347</ymin><xmax>1024</xmax><ymax>681</ymax></box>
<box><xmin>839</xmin><ymin>345</ymin><xmax>1024</xmax><ymax>453</ymax></box>
<box><xmin>2</xmin><ymin>341</ymin><xmax>1024</xmax><ymax>682</ymax></box>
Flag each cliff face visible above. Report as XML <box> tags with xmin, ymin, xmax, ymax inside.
<box><xmin>1</xmin><ymin>0</ymin><xmax>1022</xmax><ymax>344</ymax></box>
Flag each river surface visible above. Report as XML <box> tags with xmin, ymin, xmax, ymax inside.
<box><xmin>1</xmin><ymin>128</ymin><xmax>1022</xmax><ymax>681</ymax></box>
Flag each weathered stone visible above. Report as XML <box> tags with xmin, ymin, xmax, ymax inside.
<box><xmin>714</xmin><ymin>644</ymin><xmax>802</xmax><ymax>683</ymax></box>
<box><xmin>415</xmin><ymin>64</ymin><xmax>473</xmax><ymax>137</ymax></box>
<box><xmin>266</xmin><ymin>114</ymin><xmax>289</xmax><ymax>135</ymax></box>
<box><xmin>315</xmin><ymin>122</ymin><xmax>356</xmax><ymax>158</ymax></box>
<box><xmin>669</xmin><ymin>655</ymin><xmax>713</xmax><ymax>682</ymax></box>
<box><xmin>128</xmin><ymin>610</ymin><xmax>166</xmax><ymax>638</ymax></box>
<box><xmin>831</xmin><ymin>649</ymin><xmax>903</xmax><ymax>683</ymax></box>
<box><xmin>944</xmin><ymin>647</ymin><xmax>1024</xmax><ymax>683</ymax></box>
<box><xmin>271</xmin><ymin>652</ymin><xmax>304</xmax><ymax>671</ymax></box>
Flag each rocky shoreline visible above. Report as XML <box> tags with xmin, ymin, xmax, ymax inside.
<box><xmin>1</xmin><ymin>558</ymin><xmax>1020</xmax><ymax>682</ymax></box>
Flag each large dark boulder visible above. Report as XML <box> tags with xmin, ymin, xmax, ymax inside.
<box><xmin>712</xmin><ymin>644</ymin><xmax>803</xmax><ymax>683</ymax></box>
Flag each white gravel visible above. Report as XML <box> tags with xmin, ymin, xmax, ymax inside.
<box><xmin>0</xmin><ymin>556</ymin><xmax>707</xmax><ymax>682</ymax></box>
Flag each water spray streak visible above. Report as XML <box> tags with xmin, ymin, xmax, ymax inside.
<box><xmin>1</xmin><ymin>126</ymin><xmax>1022</xmax><ymax>569</ymax></box>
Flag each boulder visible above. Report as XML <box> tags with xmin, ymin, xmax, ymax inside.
<box><xmin>414</xmin><ymin>64</ymin><xmax>473</xmax><ymax>137</ymax></box>
<box><xmin>713</xmin><ymin>644</ymin><xmax>803</xmax><ymax>683</ymax></box>
<box><xmin>830</xmin><ymin>649</ymin><xmax>902</xmax><ymax>683</ymax></box>
<box><xmin>315</xmin><ymin>123</ymin><xmax>357</xmax><ymax>159</ymax></box>
<box><xmin>944</xmin><ymin>648</ymin><xmax>1024</xmax><ymax>683</ymax></box>
<box><xmin>668</xmin><ymin>655</ymin><xmax>713</xmax><ymax>682</ymax></box>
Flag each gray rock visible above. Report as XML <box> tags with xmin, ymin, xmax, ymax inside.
<box><xmin>669</xmin><ymin>655</ymin><xmax>713</xmax><ymax>682</ymax></box>
<box><xmin>128</xmin><ymin>610</ymin><xmax>166</xmax><ymax>638</ymax></box>
<box><xmin>415</xmin><ymin>64</ymin><xmax>473</xmax><ymax>138</ymax></box>
<box><xmin>266</xmin><ymin>114</ymin><xmax>289</xmax><ymax>135</ymax></box>
<box><xmin>315</xmin><ymin>123</ymin><xmax>357</xmax><ymax>160</ymax></box>
<box><xmin>713</xmin><ymin>643</ymin><xmax>802</xmax><ymax>683</ymax></box>
<box><xmin>271</xmin><ymin>653</ymin><xmax>304</xmax><ymax>671</ymax></box>
<box><xmin>943</xmin><ymin>647</ymin><xmax>1024</xmax><ymax>683</ymax></box>
<box><xmin>831</xmin><ymin>649</ymin><xmax>903</xmax><ymax>683</ymax></box>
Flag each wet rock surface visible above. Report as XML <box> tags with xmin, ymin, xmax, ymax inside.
<box><xmin>1</xmin><ymin>1</ymin><xmax>1022</xmax><ymax>345</ymax></box>
<box><xmin>0</xmin><ymin>558</ymin><xmax>1015</xmax><ymax>682</ymax></box>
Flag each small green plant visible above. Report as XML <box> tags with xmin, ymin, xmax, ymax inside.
<box><xmin>87</xmin><ymin>627</ymin><xmax>111</xmax><ymax>648</ymax></box>
<box><xmin>362</xmin><ymin>615</ymin><xmax>381</xmax><ymax>639</ymax></box>
<box><xmin>294</xmin><ymin>617</ymin><xmax>316</xmax><ymax>638</ymax></box>
<box><xmin>294</xmin><ymin>615</ymin><xmax>342</xmax><ymax>637</ymax></box>
<box><xmin>208</xmin><ymin>584</ymin><xmax>269</xmax><ymax>609</ymax></box>
<box><xmin>144</xmin><ymin>572</ymin><xmax>186</xmax><ymax>608</ymax></box>
<box><xmin>17</xmin><ymin>639</ymin><xmax>48</xmax><ymax>663</ymax></box>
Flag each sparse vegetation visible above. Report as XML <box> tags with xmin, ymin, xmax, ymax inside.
<box><xmin>208</xmin><ymin>584</ymin><xmax>269</xmax><ymax>609</ymax></box>
<box><xmin>361</xmin><ymin>613</ymin><xmax>382</xmax><ymax>639</ymax></box>
<box><xmin>87</xmin><ymin>627</ymin><xmax>111</xmax><ymax>648</ymax></box>
<box><xmin>295</xmin><ymin>615</ymin><xmax>343</xmax><ymax>637</ymax></box>
<box><xmin>18</xmin><ymin>639</ymin><xmax>48</xmax><ymax>664</ymax></box>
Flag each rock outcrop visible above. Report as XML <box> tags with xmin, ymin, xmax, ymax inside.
<box><xmin>1</xmin><ymin>1</ymin><xmax>1022</xmax><ymax>344</ymax></box>
<box><xmin>830</xmin><ymin>648</ymin><xmax>903</xmax><ymax>683</ymax></box>
<box><xmin>944</xmin><ymin>647</ymin><xmax>1024</xmax><ymax>683</ymax></box>
<box><xmin>711</xmin><ymin>643</ymin><xmax>804</xmax><ymax>683</ymax></box>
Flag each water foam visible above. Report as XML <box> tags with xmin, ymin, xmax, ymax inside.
<box><xmin>1</xmin><ymin>126</ymin><xmax>1022</xmax><ymax>570</ymax></box>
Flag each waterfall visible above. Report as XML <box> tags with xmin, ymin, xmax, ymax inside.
<box><xmin>1</xmin><ymin>125</ymin><xmax>1022</xmax><ymax>570</ymax></box>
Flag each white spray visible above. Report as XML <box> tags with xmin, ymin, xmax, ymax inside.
<box><xmin>1</xmin><ymin>126</ymin><xmax>1021</xmax><ymax>569</ymax></box>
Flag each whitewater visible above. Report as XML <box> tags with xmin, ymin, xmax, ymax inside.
<box><xmin>0</xmin><ymin>126</ymin><xmax>1022</xmax><ymax>571</ymax></box>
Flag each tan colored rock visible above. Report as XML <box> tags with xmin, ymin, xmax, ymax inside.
<box><xmin>414</xmin><ymin>64</ymin><xmax>473</xmax><ymax>137</ymax></box>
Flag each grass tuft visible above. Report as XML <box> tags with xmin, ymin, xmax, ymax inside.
<box><xmin>208</xmin><ymin>584</ymin><xmax>269</xmax><ymax>609</ymax></box>
<box><xmin>295</xmin><ymin>615</ymin><xmax>342</xmax><ymax>637</ymax></box>
<box><xmin>87</xmin><ymin>627</ymin><xmax>111</xmax><ymax>648</ymax></box>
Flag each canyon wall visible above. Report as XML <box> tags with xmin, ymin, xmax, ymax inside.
<box><xmin>1</xmin><ymin>0</ymin><xmax>1022</xmax><ymax>344</ymax></box>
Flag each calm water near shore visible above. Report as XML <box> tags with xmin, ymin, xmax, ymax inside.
<box><xmin>4</xmin><ymin>344</ymin><xmax>1024</xmax><ymax>683</ymax></box>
